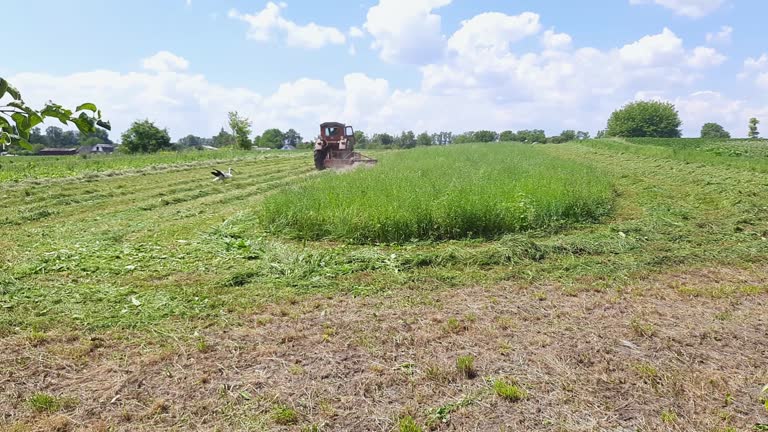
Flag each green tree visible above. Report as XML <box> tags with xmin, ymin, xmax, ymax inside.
<box><xmin>606</xmin><ymin>101</ymin><xmax>682</xmax><ymax>138</ymax></box>
<box><xmin>576</xmin><ymin>131</ymin><xmax>590</xmax><ymax>140</ymax></box>
<box><xmin>354</xmin><ymin>130</ymin><xmax>368</xmax><ymax>148</ymax></box>
<box><xmin>474</xmin><ymin>130</ymin><xmax>498</xmax><ymax>142</ymax></box>
<box><xmin>595</xmin><ymin>130</ymin><xmax>606</xmax><ymax>138</ymax></box>
<box><xmin>370</xmin><ymin>132</ymin><xmax>394</xmax><ymax>148</ymax></box>
<box><xmin>283</xmin><ymin>128</ymin><xmax>302</xmax><ymax>146</ymax></box>
<box><xmin>259</xmin><ymin>128</ymin><xmax>285</xmax><ymax>149</ymax></box>
<box><xmin>453</xmin><ymin>132</ymin><xmax>476</xmax><ymax>144</ymax></box>
<box><xmin>416</xmin><ymin>131</ymin><xmax>432</xmax><ymax>146</ymax></box>
<box><xmin>29</xmin><ymin>127</ymin><xmax>46</xmax><ymax>145</ymax></box>
<box><xmin>700</xmin><ymin>122</ymin><xmax>731</xmax><ymax>139</ymax></box>
<box><xmin>431</xmin><ymin>131</ymin><xmax>452</xmax><ymax>145</ymax></box>
<box><xmin>499</xmin><ymin>130</ymin><xmax>517</xmax><ymax>142</ymax></box>
<box><xmin>228</xmin><ymin>111</ymin><xmax>252</xmax><ymax>150</ymax></box>
<box><xmin>398</xmin><ymin>130</ymin><xmax>416</xmax><ymax>148</ymax></box>
<box><xmin>120</xmin><ymin>119</ymin><xmax>172</xmax><ymax>153</ymax></box>
<box><xmin>178</xmin><ymin>134</ymin><xmax>203</xmax><ymax>147</ymax></box>
<box><xmin>0</xmin><ymin>77</ymin><xmax>109</xmax><ymax>151</ymax></box>
<box><xmin>748</xmin><ymin>117</ymin><xmax>760</xmax><ymax>139</ymax></box>
<box><xmin>211</xmin><ymin>128</ymin><xmax>234</xmax><ymax>147</ymax></box>
<box><xmin>516</xmin><ymin>129</ymin><xmax>546</xmax><ymax>143</ymax></box>
<box><xmin>78</xmin><ymin>127</ymin><xmax>111</xmax><ymax>144</ymax></box>
<box><xmin>559</xmin><ymin>130</ymin><xmax>577</xmax><ymax>142</ymax></box>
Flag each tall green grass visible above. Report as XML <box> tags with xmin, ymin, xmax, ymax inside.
<box><xmin>259</xmin><ymin>144</ymin><xmax>614</xmax><ymax>243</ymax></box>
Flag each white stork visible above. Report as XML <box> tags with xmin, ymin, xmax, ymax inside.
<box><xmin>211</xmin><ymin>167</ymin><xmax>234</xmax><ymax>181</ymax></box>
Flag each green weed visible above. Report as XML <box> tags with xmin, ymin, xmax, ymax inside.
<box><xmin>456</xmin><ymin>355</ymin><xmax>476</xmax><ymax>379</ymax></box>
<box><xmin>272</xmin><ymin>405</ymin><xmax>299</xmax><ymax>425</ymax></box>
<box><xmin>493</xmin><ymin>379</ymin><xmax>527</xmax><ymax>402</ymax></box>
<box><xmin>396</xmin><ymin>416</ymin><xmax>423</xmax><ymax>432</ymax></box>
<box><xmin>28</xmin><ymin>393</ymin><xmax>77</xmax><ymax>413</ymax></box>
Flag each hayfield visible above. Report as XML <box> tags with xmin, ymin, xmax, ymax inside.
<box><xmin>261</xmin><ymin>144</ymin><xmax>614</xmax><ymax>243</ymax></box>
<box><xmin>2</xmin><ymin>139</ymin><xmax>768</xmax><ymax>431</ymax></box>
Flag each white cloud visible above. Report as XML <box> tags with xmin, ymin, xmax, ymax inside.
<box><xmin>348</xmin><ymin>26</ymin><xmax>364</xmax><ymax>38</ymax></box>
<box><xmin>686</xmin><ymin>46</ymin><xmax>726</xmax><ymax>68</ymax></box>
<box><xmin>142</xmin><ymin>51</ymin><xmax>190</xmax><ymax>73</ymax></box>
<box><xmin>447</xmin><ymin>12</ymin><xmax>541</xmax><ymax>56</ymax></box>
<box><xmin>618</xmin><ymin>28</ymin><xmax>683</xmax><ymax>67</ymax></box>
<box><xmin>706</xmin><ymin>25</ymin><xmax>732</xmax><ymax>44</ymax></box>
<box><xmin>739</xmin><ymin>53</ymin><xmax>768</xmax><ymax>87</ymax></box>
<box><xmin>675</xmin><ymin>90</ymin><xmax>768</xmax><ymax>137</ymax></box>
<box><xmin>364</xmin><ymin>0</ymin><xmax>451</xmax><ymax>64</ymax></box>
<box><xmin>229</xmin><ymin>2</ymin><xmax>346</xmax><ymax>49</ymax></box>
<box><xmin>542</xmin><ymin>29</ymin><xmax>572</xmax><ymax>50</ymax></box>
<box><xmin>185</xmin><ymin>0</ymin><xmax>191</xmax><ymax>6</ymax></box>
<box><xmin>628</xmin><ymin>0</ymin><xmax>725</xmax><ymax>18</ymax></box>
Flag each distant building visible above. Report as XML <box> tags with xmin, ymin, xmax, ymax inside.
<box><xmin>38</xmin><ymin>148</ymin><xmax>79</xmax><ymax>156</ymax></box>
<box><xmin>78</xmin><ymin>143</ymin><xmax>116</xmax><ymax>154</ymax></box>
<box><xmin>280</xmin><ymin>144</ymin><xmax>297</xmax><ymax>151</ymax></box>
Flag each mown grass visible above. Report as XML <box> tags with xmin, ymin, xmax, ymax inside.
<box><xmin>0</xmin><ymin>149</ymin><xmax>299</xmax><ymax>183</ymax></box>
<box><xmin>585</xmin><ymin>138</ymin><xmax>768</xmax><ymax>173</ymax></box>
<box><xmin>260</xmin><ymin>144</ymin><xmax>614</xmax><ymax>243</ymax></box>
<box><xmin>1</xmin><ymin>140</ymin><xmax>768</xmax><ymax>335</ymax></box>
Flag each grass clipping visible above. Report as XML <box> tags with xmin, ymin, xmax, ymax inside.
<box><xmin>260</xmin><ymin>144</ymin><xmax>614</xmax><ymax>243</ymax></box>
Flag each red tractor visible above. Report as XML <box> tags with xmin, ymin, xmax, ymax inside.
<box><xmin>313</xmin><ymin>122</ymin><xmax>377</xmax><ymax>170</ymax></box>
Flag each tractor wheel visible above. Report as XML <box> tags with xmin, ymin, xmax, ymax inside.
<box><xmin>314</xmin><ymin>149</ymin><xmax>327</xmax><ymax>170</ymax></box>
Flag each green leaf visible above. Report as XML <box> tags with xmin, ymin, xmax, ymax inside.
<box><xmin>17</xmin><ymin>138</ymin><xmax>32</xmax><ymax>150</ymax></box>
<box><xmin>0</xmin><ymin>78</ymin><xmax>7</xmax><ymax>99</ymax></box>
<box><xmin>76</xmin><ymin>102</ymin><xmax>97</xmax><ymax>112</ymax></box>
<box><xmin>97</xmin><ymin>119</ymin><xmax>111</xmax><ymax>131</ymax></box>
<box><xmin>40</xmin><ymin>104</ymin><xmax>73</xmax><ymax>125</ymax></box>
<box><xmin>71</xmin><ymin>112</ymin><xmax>96</xmax><ymax>133</ymax></box>
<box><xmin>0</xmin><ymin>115</ymin><xmax>10</xmax><ymax>131</ymax></box>
<box><xmin>6</xmin><ymin>85</ymin><xmax>21</xmax><ymax>101</ymax></box>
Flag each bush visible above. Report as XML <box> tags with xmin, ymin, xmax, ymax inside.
<box><xmin>606</xmin><ymin>101</ymin><xmax>682</xmax><ymax>138</ymax></box>
<box><xmin>700</xmin><ymin>123</ymin><xmax>731</xmax><ymax>139</ymax></box>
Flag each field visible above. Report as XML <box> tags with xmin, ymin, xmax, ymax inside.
<box><xmin>261</xmin><ymin>144</ymin><xmax>614</xmax><ymax>243</ymax></box>
<box><xmin>1</xmin><ymin>139</ymin><xmax>768</xmax><ymax>431</ymax></box>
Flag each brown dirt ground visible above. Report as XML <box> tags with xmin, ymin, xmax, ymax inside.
<box><xmin>2</xmin><ymin>267</ymin><xmax>768</xmax><ymax>432</ymax></box>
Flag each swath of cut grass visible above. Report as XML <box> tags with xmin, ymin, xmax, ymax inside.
<box><xmin>260</xmin><ymin>144</ymin><xmax>614</xmax><ymax>243</ymax></box>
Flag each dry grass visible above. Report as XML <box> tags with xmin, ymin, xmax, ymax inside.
<box><xmin>1</xmin><ymin>266</ymin><xmax>767</xmax><ymax>431</ymax></box>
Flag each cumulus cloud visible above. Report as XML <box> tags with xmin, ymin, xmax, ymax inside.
<box><xmin>229</xmin><ymin>2</ymin><xmax>346</xmax><ymax>49</ymax></box>
<box><xmin>675</xmin><ymin>91</ymin><xmax>768</xmax><ymax>136</ymax></box>
<box><xmin>618</xmin><ymin>28</ymin><xmax>684</xmax><ymax>67</ymax></box>
<box><xmin>541</xmin><ymin>29</ymin><xmax>572</xmax><ymax>50</ymax></box>
<box><xmin>447</xmin><ymin>12</ymin><xmax>541</xmax><ymax>56</ymax></box>
<box><xmin>706</xmin><ymin>25</ymin><xmax>732</xmax><ymax>44</ymax></box>
<box><xmin>628</xmin><ymin>0</ymin><xmax>725</xmax><ymax>18</ymax></box>
<box><xmin>686</xmin><ymin>46</ymin><xmax>726</xmax><ymax>68</ymax></box>
<box><xmin>364</xmin><ymin>0</ymin><xmax>451</xmax><ymax>64</ymax></box>
<box><xmin>142</xmin><ymin>51</ymin><xmax>190</xmax><ymax>73</ymax></box>
<box><xmin>740</xmin><ymin>53</ymin><xmax>768</xmax><ymax>88</ymax></box>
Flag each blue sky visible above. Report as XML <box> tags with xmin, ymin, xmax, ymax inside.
<box><xmin>2</xmin><ymin>0</ymin><xmax>767</xmax><ymax>140</ymax></box>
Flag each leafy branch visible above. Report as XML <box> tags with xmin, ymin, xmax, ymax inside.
<box><xmin>0</xmin><ymin>77</ymin><xmax>110</xmax><ymax>150</ymax></box>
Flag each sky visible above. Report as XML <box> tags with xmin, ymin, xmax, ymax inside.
<box><xmin>2</xmin><ymin>0</ymin><xmax>767</xmax><ymax>141</ymax></box>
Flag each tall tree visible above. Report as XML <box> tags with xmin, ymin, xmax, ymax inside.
<box><xmin>431</xmin><ymin>131</ymin><xmax>452</xmax><ymax>145</ymax></box>
<box><xmin>78</xmin><ymin>128</ymin><xmax>111</xmax><ymax>144</ymax></box>
<box><xmin>29</xmin><ymin>127</ymin><xmax>46</xmax><ymax>145</ymax></box>
<box><xmin>499</xmin><ymin>130</ymin><xmax>517</xmax><ymax>142</ymax></box>
<box><xmin>211</xmin><ymin>127</ymin><xmax>234</xmax><ymax>147</ymax></box>
<box><xmin>748</xmin><ymin>117</ymin><xmax>760</xmax><ymax>139</ymax></box>
<box><xmin>559</xmin><ymin>130</ymin><xmax>577</xmax><ymax>142</ymax></box>
<box><xmin>606</xmin><ymin>101</ymin><xmax>682</xmax><ymax>138</ymax></box>
<box><xmin>398</xmin><ymin>130</ymin><xmax>416</xmax><ymax>148</ymax></box>
<box><xmin>700</xmin><ymin>122</ymin><xmax>731</xmax><ymax>139</ymax></box>
<box><xmin>283</xmin><ymin>128</ymin><xmax>302</xmax><ymax>146</ymax></box>
<box><xmin>178</xmin><ymin>134</ymin><xmax>203</xmax><ymax>147</ymax></box>
<box><xmin>120</xmin><ymin>119</ymin><xmax>172</xmax><ymax>153</ymax></box>
<box><xmin>516</xmin><ymin>129</ymin><xmax>546</xmax><ymax>143</ymax></box>
<box><xmin>416</xmin><ymin>131</ymin><xmax>432</xmax><ymax>146</ymax></box>
<box><xmin>576</xmin><ymin>131</ymin><xmax>591</xmax><ymax>140</ymax></box>
<box><xmin>370</xmin><ymin>133</ymin><xmax>394</xmax><ymax>148</ymax></box>
<box><xmin>228</xmin><ymin>111</ymin><xmax>253</xmax><ymax>150</ymax></box>
<box><xmin>474</xmin><ymin>130</ymin><xmax>498</xmax><ymax>142</ymax></box>
<box><xmin>259</xmin><ymin>128</ymin><xmax>285</xmax><ymax>149</ymax></box>
<box><xmin>354</xmin><ymin>130</ymin><xmax>368</xmax><ymax>148</ymax></box>
<box><xmin>0</xmin><ymin>77</ymin><xmax>109</xmax><ymax>151</ymax></box>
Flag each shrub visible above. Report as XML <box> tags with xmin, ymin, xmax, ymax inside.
<box><xmin>606</xmin><ymin>101</ymin><xmax>682</xmax><ymax>138</ymax></box>
<box><xmin>700</xmin><ymin>122</ymin><xmax>731</xmax><ymax>139</ymax></box>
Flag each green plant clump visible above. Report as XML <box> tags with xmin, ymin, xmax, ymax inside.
<box><xmin>260</xmin><ymin>144</ymin><xmax>614</xmax><ymax>243</ymax></box>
